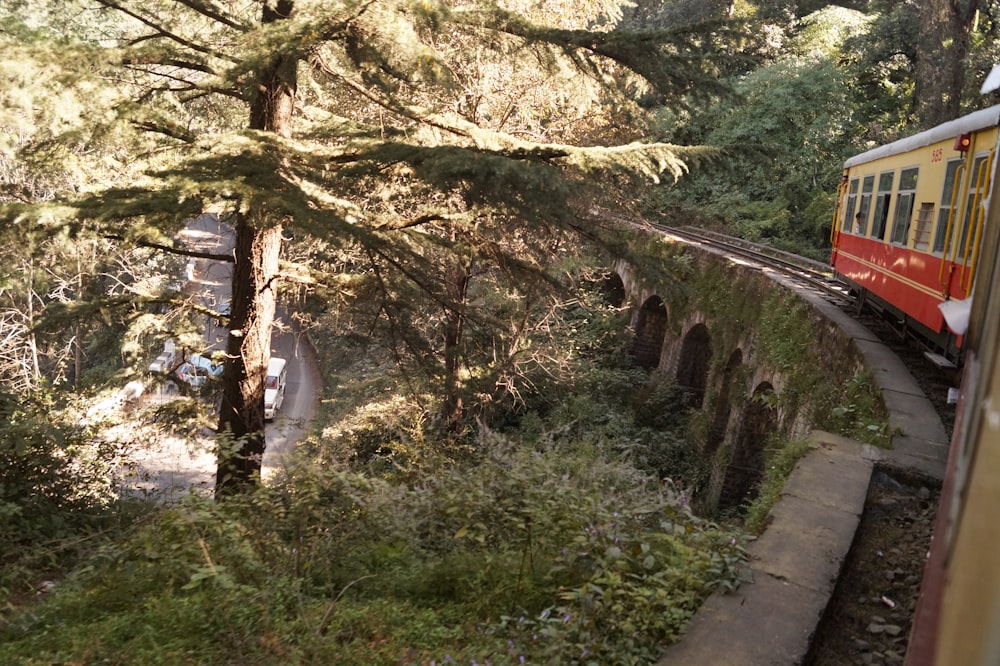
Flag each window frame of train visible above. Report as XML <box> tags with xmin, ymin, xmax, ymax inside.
<box><xmin>934</xmin><ymin>158</ymin><xmax>964</xmax><ymax>254</ymax></box>
<box><xmin>870</xmin><ymin>170</ymin><xmax>895</xmax><ymax>240</ymax></box>
<box><xmin>857</xmin><ymin>174</ymin><xmax>875</xmax><ymax>235</ymax></box>
<box><xmin>891</xmin><ymin>167</ymin><xmax>919</xmax><ymax>245</ymax></box>
<box><xmin>841</xmin><ymin>177</ymin><xmax>859</xmax><ymax>232</ymax></box>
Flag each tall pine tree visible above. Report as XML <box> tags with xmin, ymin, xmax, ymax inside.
<box><xmin>914</xmin><ymin>0</ymin><xmax>982</xmax><ymax>127</ymax></box>
<box><xmin>2</xmin><ymin>0</ymin><xmax>735</xmax><ymax>494</ymax></box>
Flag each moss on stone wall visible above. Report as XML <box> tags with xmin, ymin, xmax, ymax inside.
<box><xmin>626</xmin><ymin>238</ymin><xmax>892</xmax><ymax>519</ymax></box>
<box><xmin>677</xmin><ymin>248</ymin><xmax>889</xmax><ymax>445</ymax></box>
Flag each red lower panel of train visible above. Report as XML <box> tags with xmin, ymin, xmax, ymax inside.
<box><xmin>831</xmin><ymin>234</ymin><xmax>970</xmax><ymax>336</ymax></box>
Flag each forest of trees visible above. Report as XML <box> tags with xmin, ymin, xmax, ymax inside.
<box><xmin>1</xmin><ymin>0</ymin><xmax>999</xmax><ymax>662</ymax></box>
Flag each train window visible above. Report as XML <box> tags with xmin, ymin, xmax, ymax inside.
<box><xmin>870</xmin><ymin>171</ymin><xmax>894</xmax><ymax>240</ymax></box>
<box><xmin>934</xmin><ymin>159</ymin><xmax>963</xmax><ymax>254</ymax></box>
<box><xmin>841</xmin><ymin>177</ymin><xmax>859</xmax><ymax>232</ymax></box>
<box><xmin>858</xmin><ymin>175</ymin><xmax>874</xmax><ymax>235</ymax></box>
<box><xmin>891</xmin><ymin>167</ymin><xmax>919</xmax><ymax>245</ymax></box>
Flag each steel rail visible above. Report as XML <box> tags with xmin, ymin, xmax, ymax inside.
<box><xmin>651</xmin><ymin>224</ymin><xmax>855</xmax><ymax>307</ymax></box>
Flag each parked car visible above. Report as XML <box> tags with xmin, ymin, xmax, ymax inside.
<box><xmin>175</xmin><ymin>353</ymin><xmax>225</xmax><ymax>389</ymax></box>
<box><xmin>264</xmin><ymin>357</ymin><xmax>287</xmax><ymax>421</ymax></box>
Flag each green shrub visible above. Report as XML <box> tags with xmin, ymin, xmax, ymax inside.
<box><xmin>743</xmin><ymin>437</ymin><xmax>814</xmax><ymax>533</ymax></box>
<box><xmin>816</xmin><ymin>373</ymin><xmax>894</xmax><ymax>447</ymax></box>
<box><xmin>0</xmin><ymin>436</ymin><xmax>746</xmax><ymax>665</ymax></box>
<box><xmin>0</xmin><ymin>389</ymin><xmax>140</xmax><ymax>598</ymax></box>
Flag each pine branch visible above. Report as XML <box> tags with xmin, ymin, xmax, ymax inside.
<box><xmin>376</xmin><ymin>213</ymin><xmax>452</xmax><ymax>231</ymax></box>
<box><xmin>130</xmin><ymin>77</ymin><xmax>246</xmax><ymax>106</ymax></box>
<box><xmin>132</xmin><ymin>120</ymin><xmax>198</xmax><ymax>143</ymax></box>
<box><xmin>33</xmin><ymin>292</ymin><xmax>226</xmax><ymax>334</ymax></box>
<box><xmin>448</xmin><ymin>6</ymin><xmax>736</xmax><ymax>106</ymax></box>
<box><xmin>102</xmin><ymin>234</ymin><xmax>233</xmax><ymax>263</ymax></box>
<box><xmin>367</xmin><ymin>244</ymin><xmax>488</xmax><ymax>328</ymax></box>
<box><xmin>310</xmin><ymin>0</ymin><xmax>380</xmax><ymax>42</ymax></box>
<box><xmin>121</xmin><ymin>56</ymin><xmax>220</xmax><ymax>77</ymax></box>
<box><xmin>170</xmin><ymin>0</ymin><xmax>251</xmax><ymax>32</ymax></box>
<box><xmin>309</xmin><ymin>52</ymin><xmax>710</xmax><ymax>183</ymax></box>
<box><xmin>93</xmin><ymin>0</ymin><xmax>233</xmax><ymax>61</ymax></box>
<box><xmin>311</xmin><ymin>53</ymin><xmax>477</xmax><ymax>143</ymax></box>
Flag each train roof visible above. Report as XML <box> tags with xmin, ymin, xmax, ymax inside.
<box><xmin>844</xmin><ymin>104</ymin><xmax>1000</xmax><ymax>168</ymax></box>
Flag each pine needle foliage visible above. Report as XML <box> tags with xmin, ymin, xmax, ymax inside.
<box><xmin>1</xmin><ymin>0</ymin><xmax>742</xmax><ymax>489</ymax></box>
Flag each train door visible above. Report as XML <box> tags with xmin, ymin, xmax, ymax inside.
<box><xmin>830</xmin><ymin>174</ymin><xmax>857</xmax><ymax>263</ymax></box>
<box><xmin>933</xmin><ymin>158</ymin><xmax>964</xmax><ymax>259</ymax></box>
<box><xmin>946</xmin><ymin>151</ymin><xmax>993</xmax><ymax>299</ymax></box>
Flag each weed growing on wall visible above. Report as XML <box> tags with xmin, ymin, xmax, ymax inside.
<box><xmin>685</xmin><ymin>259</ymin><xmax>767</xmax><ymax>350</ymax></box>
<box><xmin>755</xmin><ymin>293</ymin><xmax>816</xmax><ymax>373</ymax></box>
<box><xmin>816</xmin><ymin>372</ymin><xmax>894</xmax><ymax>447</ymax></box>
<box><xmin>742</xmin><ymin>437</ymin><xmax>814</xmax><ymax>533</ymax></box>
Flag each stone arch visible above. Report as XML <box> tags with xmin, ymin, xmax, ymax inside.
<box><xmin>600</xmin><ymin>271</ymin><xmax>626</xmax><ymax>308</ymax></box>
<box><xmin>717</xmin><ymin>381</ymin><xmax>777</xmax><ymax>516</ymax></box>
<box><xmin>630</xmin><ymin>296</ymin><xmax>667</xmax><ymax>369</ymax></box>
<box><xmin>676</xmin><ymin>323</ymin><xmax>712</xmax><ymax>408</ymax></box>
<box><xmin>706</xmin><ymin>349</ymin><xmax>743</xmax><ymax>454</ymax></box>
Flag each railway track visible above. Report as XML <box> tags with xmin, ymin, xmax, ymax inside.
<box><xmin>652</xmin><ymin>224</ymin><xmax>855</xmax><ymax>307</ymax></box>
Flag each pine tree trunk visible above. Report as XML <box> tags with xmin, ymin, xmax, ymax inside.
<box><xmin>914</xmin><ymin>0</ymin><xmax>980</xmax><ymax>129</ymax></box>
<box><xmin>26</xmin><ymin>259</ymin><xmax>40</xmax><ymax>383</ymax></box>
<box><xmin>215</xmin><ymin>215</ymin><xmax>282</xmax><ymax>494</ymax></box>
<box><xmin>215</xmin><ymin>0</ymin><xmax>296</xmax><ymax>496</ymax></box>
<box><xmin>74</xmin><ymin>252</ymin><xmax>83</xmax><ymax>386</ymax></box>
<box><xmin>441</xmin><ymin>260</ymin><xmax>471</xmax><ymax>430</ymax></box>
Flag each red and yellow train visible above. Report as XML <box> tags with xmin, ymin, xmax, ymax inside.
<box><xmin>832</xmin><ymin>96</ymin><xmax>1000</xmax><ymax>664</ymax></box>
<box><xmin>830</xmin><ymin>105</ymin><xmax>1000</xmax><ymax>364</ymax></box>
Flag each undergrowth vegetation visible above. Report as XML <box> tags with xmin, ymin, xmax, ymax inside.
<box><xmin>0</xmin><ymin>274</ymin><xmax>752</xmax><ymax>665</ymax></box>
<box><xmin>0</xmin><ymin>389</ymin><xmax>147</xmax><ymax>597</ymax></box>
<box><xmin>0</xmin><ymin>244</ymin><xmax>896</xmax><ymax>664</ymax></box>
<box><xmin>0</xmin><ymin>438</ymin><xmax>746</xmax><ymax>665</ymax></box>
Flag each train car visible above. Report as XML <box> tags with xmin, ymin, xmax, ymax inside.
<box><xmin>830</xmin><ymin>105</ymin><xmax>1000</xmax><ymax>364</ymax></box>
<box><xmin>903</xmin><ymin>101</ymin><xmax>1000</xmax><ymax>666</ymax></box>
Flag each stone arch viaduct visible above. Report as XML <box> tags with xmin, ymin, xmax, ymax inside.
<box><xmin>600</xmin><ymin>235</ymin><xmax>948</xmax><ymax>516</ymax></box>
<box><xmin>616</xmin><ymin>235</ymin><xmax>953</xmax><ymax>664</ymax></box>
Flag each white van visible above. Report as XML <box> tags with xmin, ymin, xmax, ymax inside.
<box><xmin>264</xmin><ymin>357</ymin><xmax>287</xmax><ymax>421</ymax></box>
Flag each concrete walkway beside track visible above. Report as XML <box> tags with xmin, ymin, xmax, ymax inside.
<box><xmin>656</xmin><ymin>431</ymin><xmax>879</xmax><ymax>665</ymax></box>
<box><xmin>808</xmin><ymin>286</ymin><xmax>952</xmax><ymax>482</ymax></box>
<box><xmin>655</xmin><ymin>276</ymin><xmax>951</xmax><ymax>665</ymax></box>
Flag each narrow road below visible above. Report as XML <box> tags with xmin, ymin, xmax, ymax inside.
<box><xmin>262</xmin><ymin>308</ymin><xmax>322</xmax><ymax>482</ymax></box>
